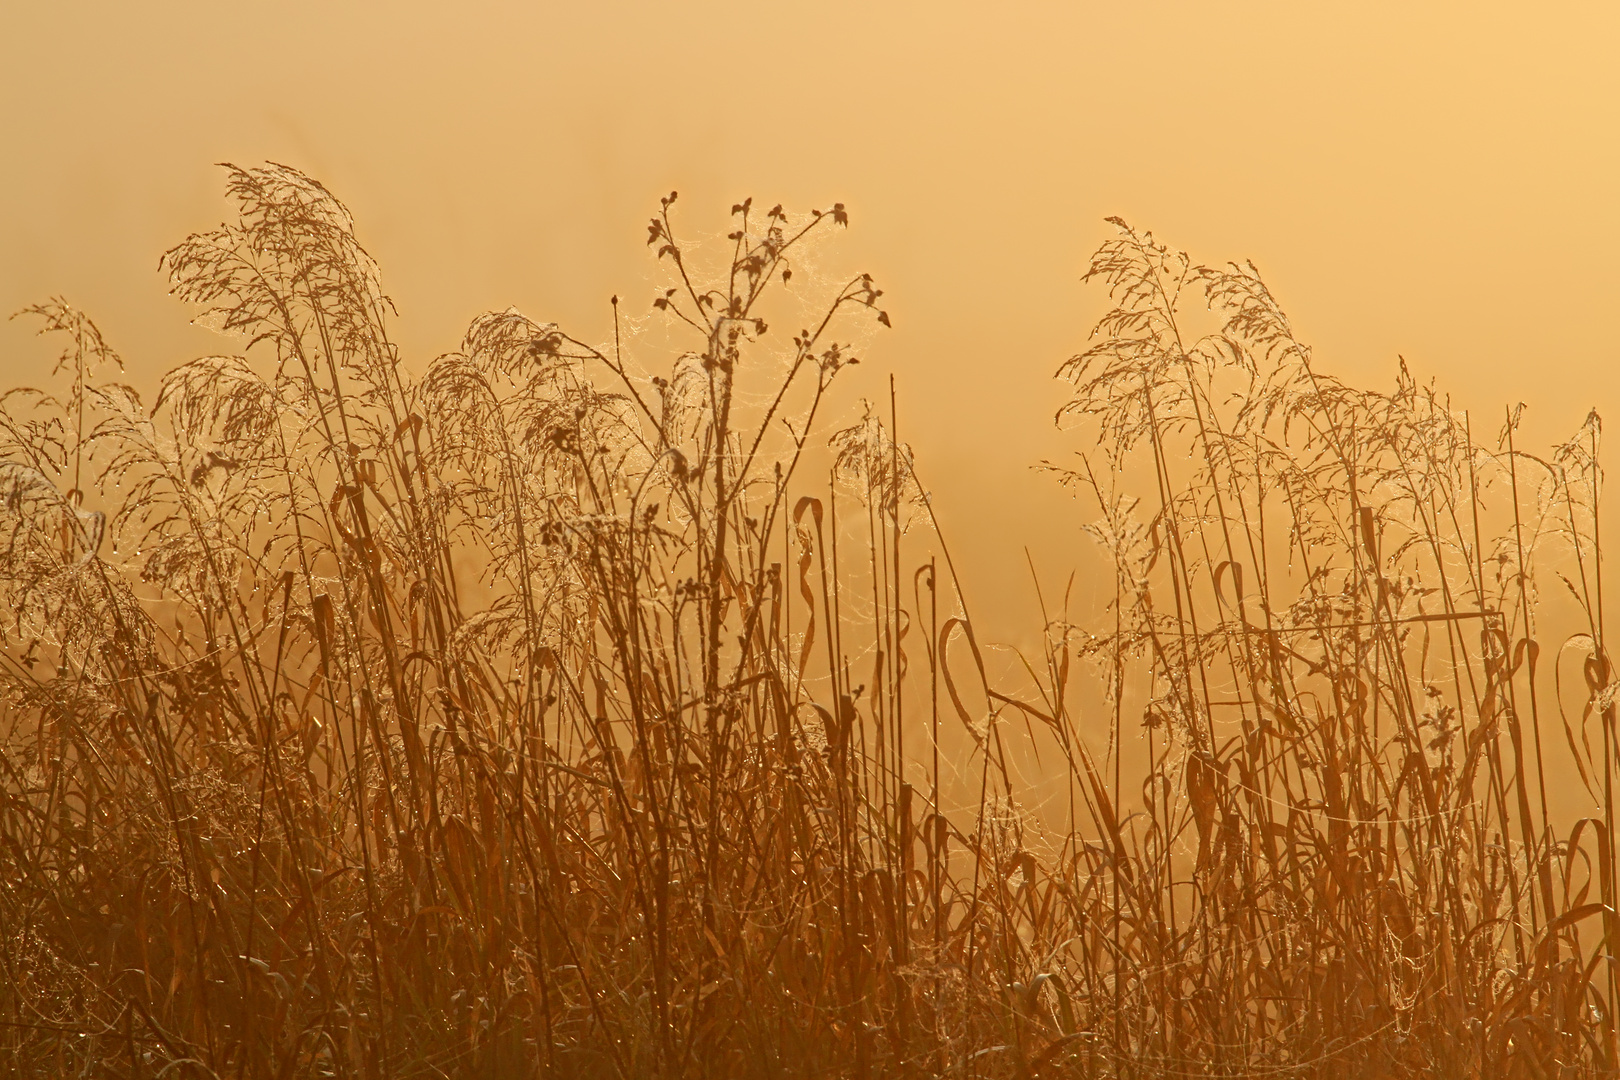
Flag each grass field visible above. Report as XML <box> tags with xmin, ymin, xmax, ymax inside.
<box><xmin>1</xmin><ymin>164</ymin><xmax>1614</xmax><ymax>1078</ymax></box>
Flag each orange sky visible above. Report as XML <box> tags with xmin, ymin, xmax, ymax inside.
<box><xmin>4</xmin><ymin>1</ymin><xmax>1617</xmax><ymax>646</ymax></box>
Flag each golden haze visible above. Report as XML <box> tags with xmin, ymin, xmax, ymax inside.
<box><xmin>3</xmin><ymin>2</ymin><xmax>1617</xmax><ymax>644</ymax></box>
<box><xmin>5</xmin><ymin>5</ymin><xmax>1620</xmax><ymax>1074</ymax></box>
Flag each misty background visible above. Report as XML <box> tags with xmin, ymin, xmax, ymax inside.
<box><xmin>3</xmin><ymin>0</ymin><xmax>1616</xmax><ymax>653</ymax></box>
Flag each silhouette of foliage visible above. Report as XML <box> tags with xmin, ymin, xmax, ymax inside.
<box><xmin>0</xmin><ymin>168</ymin><xmax>1614</xmax><ymax>1079</ymax></box>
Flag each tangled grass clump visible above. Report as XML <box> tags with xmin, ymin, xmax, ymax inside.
<box><xmin>1</xmin><ymin>166</ymin><xmax>1616</xmax><ymax>1078</ymax></box>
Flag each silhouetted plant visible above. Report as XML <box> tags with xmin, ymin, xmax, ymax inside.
<box><xmin>0</xmin><ymin>169</ymin><xmax>1612</xmax><ymax>1080</ymax></box>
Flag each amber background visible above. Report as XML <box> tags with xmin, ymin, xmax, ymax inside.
<box><xmin>3</xmin><ymin>1</ymin><xmax>1617</xmax><ymax>648</ymax></box>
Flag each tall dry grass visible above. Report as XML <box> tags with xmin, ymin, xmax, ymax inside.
<box><xmin>0</xmin><ymin>167</ymin><xmax>1613</xmax><ymax>1078</ymax></box>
